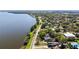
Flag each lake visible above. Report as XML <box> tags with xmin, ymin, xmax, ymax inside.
<box><xmin>0</xmin><ymin>12</ymin><xmax>36</xmax><ymax>49</ymax></box>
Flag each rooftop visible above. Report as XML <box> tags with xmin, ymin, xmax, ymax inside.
<box><xmin>71</xmin><ymin>42</ymin><xmax>78</xmax><ymax>45</ymax></box>
<box><xmin>44</xmin><ymin>34</ymin><xmax>51</xmax><ymax>40</ymax></box>
<box><xmin>71</xmin><ymin>42</ymin><xmax>79</xmax><ymax>49</ymax></box>
<box><xmin>64</xmin><ymin>32</ymin><xmax>75</xmax><ymax>38</ymax></box>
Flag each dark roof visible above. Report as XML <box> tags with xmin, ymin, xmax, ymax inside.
<box><xmin>48</xmin><ymin>42</ymin><xmax>59</xmax><ymax>45</ymax></box>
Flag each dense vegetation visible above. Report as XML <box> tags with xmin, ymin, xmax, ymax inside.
<box><xmin>21</xmin><ymin>12</ymin><xmax>79</xmax><ymax>49</ymax></box>
<box><xmin>34</xmin><ymin>13</ymin><xmax>79</xmax><ymax>49</ymax></box>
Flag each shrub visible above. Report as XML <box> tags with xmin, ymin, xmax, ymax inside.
<box><xmin>67</xmin><ymin>43</ymin><xmax>72</xmax><ymax>49</ymax></box>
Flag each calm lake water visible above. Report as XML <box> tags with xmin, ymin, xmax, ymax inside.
<box><xmin>0</xmin><ymin>12</ymin><xmax>36</xmax><ymax>49</ymax></box>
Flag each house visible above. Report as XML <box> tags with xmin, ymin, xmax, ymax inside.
<box><xmin>76</xmin><ymin>33</ymin><xmax>79</xmax><ymax>34</ymax></box>
<box><xmin>76</xmin><ymin>20</ymin><xmax>79</xmax><ymax>22</ymax></box>
<box><xmin>71</xmin><ymin>42</ymin><xmax>79</xmax><ymax>49</ymax></box>
<box><xmin>76</xmin><ymin>33</ymin><xmax>79</xmax><ymax>38</ymax></box>
<box><xmin>44</xmin><ymin>34</ymin><xmax>51</xmax><ymax>40</ymax></box>
<box><xmin>64</xmin><ymin>32</ymin><xmax>76</xmax><ymax>38</ymax></box>
<box><xmin>48</xmin><ymin>42</ymin><xmax>59</xmax><ymax>48</ymax></box>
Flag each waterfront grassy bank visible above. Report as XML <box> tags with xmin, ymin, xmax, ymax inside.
<box><xmin>21</xmin><ymin>16</ymin><xmax>41</xmax><ymax>49</ymax></box>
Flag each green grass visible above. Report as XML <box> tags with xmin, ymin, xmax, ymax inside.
<box><xmin>26</xmin><ymin>32</ymin><xmax>33</xmax><ymax>49</ymax></box>
<box><xmin>26</xmin><ymin>24</ymin><xmax>41</xmax><ymax>49</ymax></box>
<box><xmin>25</xmin><ymin>25</ymin><xmax>39</xmax><ymax>48</ymax></box>
<box><xmin>25</xmin><ymin>38</ymin><xmax>32</xmax><ymax>48</ymax></box>
<box><xmin>76</xmin><ymin>40</ymin><xmax>79</xmax><ymax>43</ymax></box>
<box><xmin>21</xmin><ymin>17</ymin><xmax>42</xmax><ymax>49</ymax></box>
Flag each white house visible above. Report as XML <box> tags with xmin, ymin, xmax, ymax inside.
<box><xmin>64</xmin><ymin>32</ymin><xmax>76</xmax><ymax>38</ymax></box>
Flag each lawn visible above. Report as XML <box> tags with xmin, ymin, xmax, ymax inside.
<box><xmin>26</xmin><ymin>32</ymin><xmax>33</xmax><ymax>49</ymax></box>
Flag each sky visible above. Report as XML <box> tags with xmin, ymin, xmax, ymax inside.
<box><xmin>0</xmin><ymin>0</ymin><xmax>79</xmax><ymax>10</ymax></box>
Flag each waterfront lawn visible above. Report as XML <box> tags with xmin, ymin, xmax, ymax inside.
<box><xmin>26</xmin><ymin>32</ymin><xmax>33</xmax><ymax>49</ymax></box>
<box><xmin>26</xmin><ymin>23</ymin><xmax>40</xmax><ymax>48</ymax></box>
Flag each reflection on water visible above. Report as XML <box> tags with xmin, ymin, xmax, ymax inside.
<box><xmin>0</xmin><ymin>12</ymin><xmax>36</xmax><ymax>49</ymax></box>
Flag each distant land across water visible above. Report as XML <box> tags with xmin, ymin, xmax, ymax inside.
<box><xmin>1</xmin><ymin>10</ymin><xmax>79</xmax><ymax>14</ymax></box>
